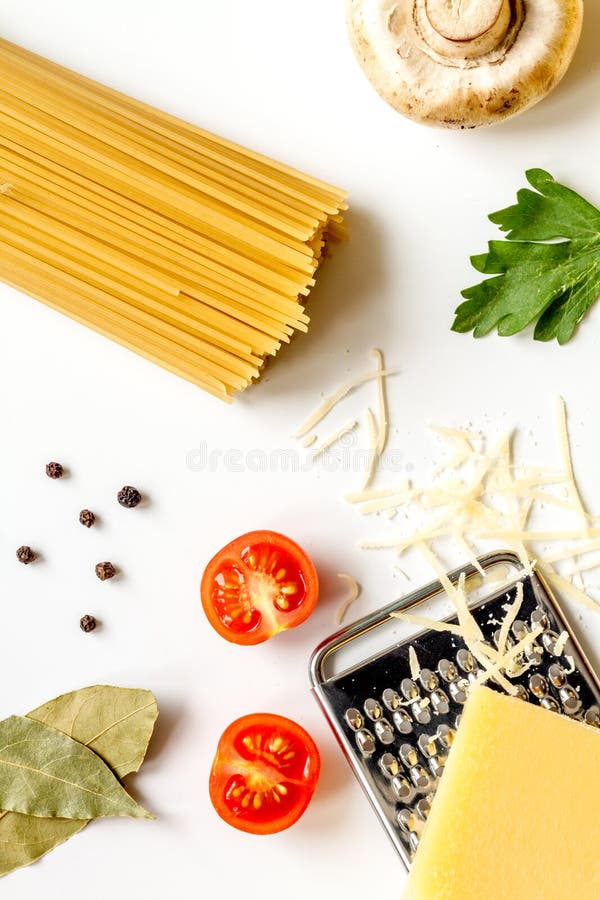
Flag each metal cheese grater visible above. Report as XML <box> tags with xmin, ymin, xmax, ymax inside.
<box><xmin>309</xmin><ymin>550</ymin><xmax>600</xmax><ymax>869</ymax></box>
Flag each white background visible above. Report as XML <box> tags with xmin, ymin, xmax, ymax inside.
<box><xmin>1</xmin><ymin>1</ymin><xmax>600</xmax><ymax>897</ymax></box>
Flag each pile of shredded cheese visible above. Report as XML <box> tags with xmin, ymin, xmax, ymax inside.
<box><xmin>295</xmin><ymin>353</ymin><xmax>600</xmax><ymax>643</ymax></box>
<box><xmin>359</xmin><ymin>397</ymin><xmax>600</xmax><ymax>616</ymax></box>
<box><xmin>393</xmin><ymin>574</ymin><xmax>568</xmax><ymax>696</ymax></box>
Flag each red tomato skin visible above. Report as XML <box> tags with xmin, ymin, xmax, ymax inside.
<box><xmin>209</xmin><ymin>713</ymin><xmax>321</xmax><ymax>835</ymax></box>
<box><xmin>201</xmin><ymin>530</ymin><xmax>319</xmax><ymax>645</ymax></box>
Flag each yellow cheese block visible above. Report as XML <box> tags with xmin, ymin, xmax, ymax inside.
<box><xmin>403</xmin><ymin>685</ymin><xmax>600</xmax><ymax>900</ymax></box>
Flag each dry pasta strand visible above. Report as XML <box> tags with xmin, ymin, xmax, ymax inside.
<box><xmin>0</xmin><ymin>39</ymin><xmax>347</xmax><ymax>398</ymax></box>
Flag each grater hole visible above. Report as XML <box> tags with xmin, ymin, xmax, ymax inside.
<box><xmin>438</xmin><ymin>658</ymin><xmax>458</xmax><ymax>682</ymax></box>
<box><xmin>449</xmin><ymin>678</ymin><xmax>469</xmax><ymax>705</ymax></box>
<box><xmin>559</xmin><ymin>685</ymin><xmax>581</xmax><ymax>715</ymax></box>
<box><xmin>392</xmin><ymin>776</ymin><xmax>414</xmax><ymax>802</ymax></box>
<box><xmin>430</xmin><ymin>688</ymin><xmax>450</xmax><ymax>715</ymax></box>
<box><xmin>379</xmin><ymin>752</ymin><xmax>400</xmax><ymax>778</ymax></box>
<box><xmin>529</xmin><ymin>674</ymin><xmax>547</xmax><ymax>698</ymax></box>
<box><xmin>512</xmin><ymin>620</ymin><xmax>528</xmax><ymax>640</ymax></box>
<box><xmin>401</xmin><ymin>678</ymin><xmax>419</xmax><ymax>701</ymax></box>
<box><xmin>356</xmin><ymin>729</ymin><xmax>376</xmax><ymax>757</ymax></box>
<box><xmin>540</xmin><ymin>696</ymin><xmax>560</xmax><ymax>713</ymax></box>
<box><xmin>513</xmin><ymin>620</ymin><xmax>543</xmax><ymax>664</ymax></box>
<box><xmin>456</xmin><ymin>648</ymin><xmax>476</xmax><ymax>674</ymax></box>
<box><xmin>400</xmin><ymin>743</ymin><xmax>418</xmax><ymax>767</ymax></box>
<box><xmin>364</xmin><ymin>698</ymin><xmax>383</xmax><ymax>721</ymax></box>
<box><xmin>409</xmin><ymin>832</ymin><xmax>420</xmax><ymax>853</ymax></box>
<box><xmin>419</xmin><ymin>668</ymin><xmax>439</xmax><ymax>692</ymax></box>
<box><xmin>531</xmin><ymin>607</ymin><xmax>549</xmax><ymax>630</ymax></box>
<box><xmin>548</xmin><ymin>663</ymin><xmax>566</xmax><ymax>688</ymax></box>
<box><xmin>436</xmin><ymin>724</ymin><xmax>455</xmax><ymax>748</ymax></box>
<box><xmin>397</xmin><ymin>808</ymin><xmax>413</xmax><ymax>833</ymax></box>
<box><xmin>429</xmin><ymin>755</ymin><xmax>446</xmax><ymax>778</ymax></box>
<box><xmin>585</xmin><ymin>706</ymin><xmax>600</xmax><ymax>727</ymax></box>
<box><xmin>382</xmin><ymin>688</ymin><xmax>401</xmax><ymax>711</ymax></box>
<box><xmin>392</xmin><ymin>709</ymin><xmax>413</xmax><ymax>735</ymax></box>
<box><xmin>417</xmin><ymin>734</ymin><xmax>437</xmax><ymax>758</ymax></box>
<box><xmin>409</xmin><ymin>765</ymin><xmax>430</xmax><ymax>790</ymax></box>
<box><xmin>411</xmin><ymin>699</ymin><xmax>432</xmax><ymax>725</ymax></box>
<box><xmin>375</xmin><ymin>719</ymin><xmax>395</xmax><ymax>745</ymax></box>
<box><xmin>345</xmin><ymin>708</ymin><xmax>363</xmax><ymax>731</ymax></box>
<box><xmin>416</xmin><ymin>798</ymin><xmax>431</xmax><ymax>820</ymax></box>
<box><xmin>493</xmin><ymin>627</ymin><xmax>512</xmax><ymax>649</ymax></box>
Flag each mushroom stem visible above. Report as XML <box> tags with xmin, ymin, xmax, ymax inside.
<box><xmin>419</xmin><ymin>0</ymin><xmax>515</xmax><ymax>59</ymax></box>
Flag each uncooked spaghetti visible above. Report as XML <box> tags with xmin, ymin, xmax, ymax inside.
<box><xmin>0</xmin><ymin>38</ymin><xmax>347</xmax><ymax>400</ymax></box>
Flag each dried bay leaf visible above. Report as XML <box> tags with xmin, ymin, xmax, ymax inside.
<box><xmin>0</xmin><ymin>686</ymin><xmax>158</xmax><ymax>878</ymax></box>
<box><xmin>0</xmin><ymin>716</ymin><xmax>153</xmax><ymax>820</ymax></box>
<box><xmin>0</xmin><ymin>814</ymin><xmax>85</xmax><ymax>877</ymax></box>
<box><xmin>28</xmin><ymin>685</ymin><xmax>158</xmax><ymax>779</ymax></box>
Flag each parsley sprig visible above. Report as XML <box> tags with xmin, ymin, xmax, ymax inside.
<box><xmin>452</xmin><ymin>169</ymin><xmax>600</xmax><ymax>344</ymax></box>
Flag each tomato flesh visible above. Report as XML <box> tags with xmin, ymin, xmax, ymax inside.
<box><xmin>209</xmin><ymin>714</ymin><xmax>321</xmax><ymax>835</ymax></box>
<box><xmin>201</xmin><ymin>531</ymin><xmax>319</xmax><ymax>644</ymax></box>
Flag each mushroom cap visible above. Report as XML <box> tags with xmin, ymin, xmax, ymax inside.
<box><xmin>348</xmin><ymin>0</ymin><xmax>584</xmax><ymax>128</ymax></box>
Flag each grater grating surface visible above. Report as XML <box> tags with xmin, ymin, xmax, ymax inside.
<box><xmin>309</xmin><ymin>551</ymin><xmax>600</xmax><ymax>869</ymax></box>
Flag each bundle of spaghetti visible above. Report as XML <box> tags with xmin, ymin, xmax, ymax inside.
<box><xmin>0</xmin><ymin>38</ymin><xmax>347</xmax><ymax>400</ymax></box>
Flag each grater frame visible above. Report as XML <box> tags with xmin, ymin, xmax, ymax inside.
<box><xmin>309</xmin><ymin>549</ymin><xmax>600</xmax><ymax>869</ymax></box>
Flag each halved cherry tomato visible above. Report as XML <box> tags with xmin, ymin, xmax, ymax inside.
<box><xmin>209</xmin><ymin>713</ymin><xmax>321</xmax><ymax>835</ymax></box>
<box><xmin>201</xmin><ymin>530</ymin><xmax>319</xmax><ymax>645</ymax></box>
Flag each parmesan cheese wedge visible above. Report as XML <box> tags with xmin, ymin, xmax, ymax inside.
<box><xmin>403</xmin><ymin>686</ymin><xmax>600</xmax><ymax>900</ymax></box>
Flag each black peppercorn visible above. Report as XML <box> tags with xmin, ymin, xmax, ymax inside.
<box><xmin>95</xmin><ymin>561</ymin><xmax>116</xmax><ymax>581</ymax></box>
<box><xmin>16</xmin><ymin>545</ymin><xmax>36</xmax><ymax>564</ymax></box>
<box><xmin>117</xmin><ymin>485</ymin><xmax>142</xmax><ymax>508</ymax></box>
<box><xmin>79</xmin><ymin>509</ymin><xmax>96</xmax><ymax>528</ymax></box>
<box><xmin>46</xmin><ymin>461</ymin><xmax>64</xmax><ymax>479</ymax></box>
<box><xmin>80</xmin><ymin>615</ymin><xmax>97</xmax><ymax>633</ymax></box>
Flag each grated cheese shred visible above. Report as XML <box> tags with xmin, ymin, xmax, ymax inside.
<box><xmin>372</xmin><ymin>348</ymin><xmax>389</xmax><ymax>457</ymax></box>
<box><xmin>474</xmin><ymin>625</ymin><xmax>544</xmax><ymax>692</ymax></box>
<box><xmin>391</xmin><ymin>610</ymin><xmax>466</xmax><ymax>638</ymax></box>
<box><xmin>556</xmin><ymin>396</ymin><xmax>589</xmax><ymax>534</ymax></box>
<box><xmin>408</xmin><ymin>646</ymin><xmax>421</xmax><ymax>681</ymax></box>
<box><xmin>345</xmin><ymin>485</ymin><xmax>411</xmax><ymax>504</ymax></box>
<box><xmin>293</xmin><ymin>359</ymin><xmax>398</xmax><ymax>439</ymax></box>
<box><xmin>497</xmin><ymin>582</ymin><xmax>524</xmax><ymax>658</ymax></box>
<box><xmin>362</xmin><ymin>407</ymin><xmax>380</xmax><ymax>491</ymax></box>
<box><xmin>312</xmin><ymin>420</ymin><xmax>358</xmax><ymax>458</ymax></box>
<box><xmin>553</xmin><ymin>630</ymin><xmax>570</xmax><ymax>656</ymax></box>
<box><xmin>335</xmin><ymin>573</ymin><xmax>362</xmax><ymax>625</ymax></box>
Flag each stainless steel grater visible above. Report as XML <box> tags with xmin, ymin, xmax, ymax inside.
<box><xmin>309</xmin><ymin>550</ymin><xmax>600</xmax><ymax>869</ymax></box>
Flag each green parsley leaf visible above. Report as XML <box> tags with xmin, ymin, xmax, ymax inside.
<box><xmin>452</xmin><ymin>169</ymin><xmax>600</xmax><ymax>344</ymax></box>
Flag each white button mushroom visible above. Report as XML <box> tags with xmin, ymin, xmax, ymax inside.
<box><xmin>347</xmin><ymin>0</ymin><xmax>583</xmax><ymax>128</ymax></box>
